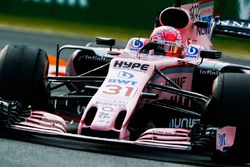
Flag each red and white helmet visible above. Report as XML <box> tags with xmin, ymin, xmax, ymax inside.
<box><xmin>149</xmin><ymin>26</ymin><xmax>184</xmax><ymax>57</ymax></box>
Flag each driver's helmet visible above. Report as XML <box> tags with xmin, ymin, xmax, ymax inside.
<box><xmin>148</xmin><ymin>26</ymin><xmax>184</xmax><ymax>57</ymax></box>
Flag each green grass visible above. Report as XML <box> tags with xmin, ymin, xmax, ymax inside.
<box><xmin>0</xmin><ymin>14</ymin><xmax>150</xmax><ymax>42</ymax></box>
<box><xmin>0</xmin><ymin>13</ymin><xmax>249</xmax><ymax>57</ymax></box>
<box><xmin>212</xmin><ymin>35</ymin><xmax>250</xmax><ymax>57</ymax></box>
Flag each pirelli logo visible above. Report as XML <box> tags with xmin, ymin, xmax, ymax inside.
<box><xmin>113</xmin><ymin>60</ymin><xmax>150</xmax><ymax>72</ymax></box>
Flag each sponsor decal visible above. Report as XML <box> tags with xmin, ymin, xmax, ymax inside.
<box><xmin>107</xmin><ymin>71</ymin><xmax>136</xmax><ymax>87</ymax></box>
<box><xmin>189</xmin><ymin>3</ymin><xmax>199</xmax><ymax>21</ymax></box>
<box><xmin>198</xmin><ymin>1</ymin><xmax>213</xmax><ymax>35</ymax></box>
<box><xmin>39</xmin><ymin>118</ymin><xmax>64</xmax><ymax>125</ymax></box>
<box><xmin>186</xmin><ymin>54</ymin><xmax>198</xmax><ymax>59</ymax></box>
<box><xmin>102</xmin><ymin>106</ymin><xmax>114</xmax><ymax>112</ymax></box>
<box><xmin>186</xmin><ymin>46</ymin><xmax>199</xmax><ymax>59</ymax></box>
<box><xmin>113</xmin><ymin>61</ymin><xmax>150</xmax><ymax>72</ymax></box>
<box><xmin>217</xmin><ymin>20</ymin><xmax>250</xmax><ymax>29</ymax></box>
<box><xmin>95</xmin><ymin>99</ymin><xmax>128</xmax><ymax>108</ymax></box>
<box><xmin>118</xmin><ymin>71</ymin><xmax>134</xmax><ymax>79</ymax></box>
<box><xmin>187</xmin><ymin>46</ymin><xmax>199</xmax><ymax>55</ymax></box>
<box><xmin>151</xmin><ymin>129</ymin><xmax>178</xmax><ymax>136</ymax></box>
<box><xmin>107</xmin><ymin>78</ymin><xmax>137</xmax><ymax>86</ymax></box>
<box><xmin>100</xmin><ymin>107</ymin><xmax>114</xmax><ymax>124</ymax></box>
<box><xmin>184</xmin><ymin>1</ymin><xmax>213</xmax><ymax>35</ymax></box>
<box><xmin>217</xmin><ymin>132</ymin><xmax>226</xmax><ymax>149</ymax></box>
<box><xmin>96</xmin><ymin>106</ymin><xmax>115</xmax><ymax>124</ymax></box>
<box><xmin>199</xmin><ymin>69</ymin><xmax>220</xmax><ymax>76</ymax></box>
<box><xmin>102</xmin><ymin>85</ymin><xmax>137</xmax><ymax>98</ymax></box>
<box><xmin>200</xmin><ymin>15</ymin><xmax>212</xmax><ymax>34</ymax></box>
<box><xmin>130</xmin><ymin>39</ymin><xmax>143</xmax><ymax>51</ymax></box>
<box><xmin>169</xmin><ymin>118</ymin><xmax>200</xmax><ymax>128</ymax></box>
<box><xmin>98</xmin><ymin>111</ymin><xmax>110</xmax><ymax>121</ymax></box>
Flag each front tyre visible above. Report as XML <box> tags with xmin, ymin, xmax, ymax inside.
<box><xmin>0</xmin><ymin>45</ymin><xmax>49</xmax><ymax>109</ymax></box>
<box><xmin>202</xmin><ymin>73</ymin><xmax>250</xmax><ymax>163</ymax></box>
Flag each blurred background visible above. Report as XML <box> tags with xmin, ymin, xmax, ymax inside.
<box><xmin>0</xmin><ymin>0</ymin><xmax>249</xmax><ymax>57</ymax></box>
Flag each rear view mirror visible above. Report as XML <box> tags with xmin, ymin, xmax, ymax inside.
<box><xmin>96</xmin><ymin>37</ymin><xmax>115</xmax><ymax>46</ymax></box>
<box><xmin>194</xmin><ymin>20</ymin><xmax>209</xmax><ymax>28</ymax></box>
<box><xmin>96</xmin><ymin>37</ymin><xmax>115</xmax><ymax>51</ymax></box>
<box><xmin>200</xmin><ymin>50</ymin><xmax>222</xmax><ymax>59</ymax></box>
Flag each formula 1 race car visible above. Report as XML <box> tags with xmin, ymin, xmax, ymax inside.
<box><xmin>0</xmin><ymin>0</ymin><xmax>250</xmax><ymax>164</ymax></box>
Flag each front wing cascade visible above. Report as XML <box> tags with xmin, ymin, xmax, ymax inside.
<box><xmin>0</xmin><ymin>98</ymin><xmax>236</xmax><ymax>155</ymax></box>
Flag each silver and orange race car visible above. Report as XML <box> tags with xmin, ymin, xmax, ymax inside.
<box><xmin>0</xmin><ymin>0</ymin><xmax>249</xmax><ymax>164</ymax></box>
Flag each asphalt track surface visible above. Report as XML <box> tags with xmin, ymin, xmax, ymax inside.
<box><xmin>0</xmin><ymin>27</ymin><xmax>249</xmax><ymax>167</ymax></box>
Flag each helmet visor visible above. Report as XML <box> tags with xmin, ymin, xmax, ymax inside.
<box><xmin>145</xmin><ymin>42</ymin><xmax>183</xmax><ymax>56</ymax></box>
<box><xmin>165</xmin><ymin>45</ymin><xmax>183</xmax><ymax>55</ymax></box>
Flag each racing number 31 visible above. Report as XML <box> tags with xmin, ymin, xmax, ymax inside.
<box><xmin>102</xmin><ymin>85</ymin><xmax>137</xmax><ymax>98</ymax></box>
